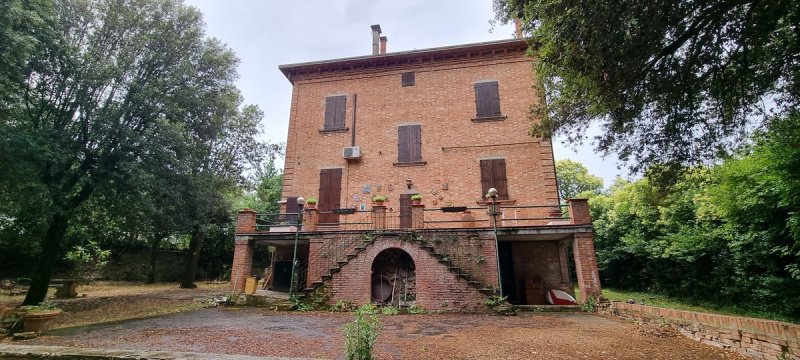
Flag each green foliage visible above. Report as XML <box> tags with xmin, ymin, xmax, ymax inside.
<box><xmin>306</xmin><ymin>197</ymin><xmax>318</xmax><ymax>205</ymax></box>
<box><xmin>580</xmin><ymin>296</ymin><xmax>597</xmax><ymax>312</ymax></box>
<box><xmin>372</xmin><ymin>195</ymin><xmax>387</xmax><ymax>202</ymax></box>
<box><xmin>289</xmin><ymin>295</ymin><xmax>311</xmax><ymax>312</ymax></box>
<box><xmin>410</xmin><ymin>194</ymin><xmax>423</xmax><ymax>201</ymax></box>
<box><xmin>331</xmin><ymin>300</ymin><xmax>356</xmax><ymax>312</ymax></box>
<box><xmin>588</xmin><ymin>113</ymin><xmax>800</xmax><ymax>321</ymax></box>
<box><xmin>555</xmin><ymin>159</ymin><xmax>604</xmax><ymax>201</ymax></box>
<box><xmin>484</xmin><ymin>294</ymin><xmax>508</xmax><ymax>307</ymax></box>
<box><xmin>63</xmin><ymin>241</ymin><xmax>111</xmax><ymax>280</ymax></box>
<box><xmin>405</xmin><ymin>304</ymin><xmax>426</xmax><ymax>314</ymax></box>
<box><xmin>381</xmin><ymin>306</ymin><xmax>399</xmax><ymax>315</ymax></box>
<box><xmin>494</xmin><ymin>0</ymin><xmax>799</xmax><ymax>172</ymax></box>
<box><xmin>344</xmin><ymin>304</ymin><xmax>382</xmax><ymax>360</ymax></box>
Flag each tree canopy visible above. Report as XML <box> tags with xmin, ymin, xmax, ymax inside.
<box><xmin>555</xmin><ymin>159</ymin><xmax>604</xmax><ymax>200</ymax></box>
<box><xmin>0</xmin><ymin>0</ymin><xmax>266</xmax><ymax>303</ymax></box>
<box><xmin>494</xmin><ymin>0</ymin><xmax>799</xmax><ymax>172</ymax></box>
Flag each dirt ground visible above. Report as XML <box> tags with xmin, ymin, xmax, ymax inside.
<box><xmin>2</xmin><ymin>283</ymin><xmax>748</xmax><ymax>359</ymax></box>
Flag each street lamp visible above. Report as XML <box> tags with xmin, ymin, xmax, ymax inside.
<box><xmin>487</xmin><ymin>188</ymin><xmax>503</xmax><ymax>297</ymax></box>
<box><xmin>290</xmin><ymin>196</ymin><xmax>305</xmax><ymax>297</ymax></box>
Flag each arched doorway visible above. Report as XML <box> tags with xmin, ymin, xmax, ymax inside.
<box><xmin>371</xmin><ymin>248</ymin><xmax>416</xmax><ymax>306</ymax></box>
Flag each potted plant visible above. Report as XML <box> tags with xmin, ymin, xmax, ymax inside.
<box><xmin>305</xmin><ymin>197</ymin><xmax>318</xmax><ymax>209</ymax></box>
<box><xmin>18</xmin><ymin>302</ymin><xmax>62</xmax><ymax>334</ymax></box>
<box><xmin>372</xmin><ymin>195</ymin><xmax>387</xmax><ymax>206</ymax></box>
<box><xmin>410</xmin><ymin>194</ymin><xmax>422</xmax><ymax>205</ymax></box>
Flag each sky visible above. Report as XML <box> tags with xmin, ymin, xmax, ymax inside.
<box><xmin>185</xmin><ymin>0</ymin><xmax>623</xmax><ymax>186</ymax></box>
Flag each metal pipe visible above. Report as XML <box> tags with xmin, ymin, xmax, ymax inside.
<box><xmin>289</xmin><ymin>197</ymin><xmax>305</xmax><ymax>297</ymax></box>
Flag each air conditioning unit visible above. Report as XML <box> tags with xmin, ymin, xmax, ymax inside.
<box><xmin>343</xmin><ymin>146</ymin><xmax>361</xmax><ymax>161</ymax></box>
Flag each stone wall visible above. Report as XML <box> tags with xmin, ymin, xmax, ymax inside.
<box><xmin>608</xmin><ymin>302</ymin><xmax>800</xmax><ymax>359</ymax></box>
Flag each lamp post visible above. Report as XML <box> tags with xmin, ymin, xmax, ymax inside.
<box><xmin>487</xmin><ymin>188</ymin><xmax>503</xmax><ymax>297</ymax></box>
<box><xmin>289</xmin><ymin>196</ymin><xmax>305</xmax><ymax>297</ymax></box>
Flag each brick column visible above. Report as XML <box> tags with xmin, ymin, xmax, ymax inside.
<box><xmin>573</xmin><ymin>233</ymin><xmax>602</xmax><ymax>302</ymax></box>
<box><xmin>372</xmin><ymin>205</ymin><xmax>387</xmax><ymax>230</ymax></box>
<box><xmin>230</xmin><ymin>237</ymin><xmax>254</xmax><ymax>292</ymax></box>
<box><xmin>304</xmin><ymin>208</ymin><xmax>319</xmax><ymax>232</ymax></box>
<box><xmin>567</xmin><ymin>198</ymin><xmax>590</xmax><ymax>225</ymax></box>
<box><xmin>411</xmin><ymin>204</ymin><xmax>424</xmax><ymax>229</ymax></box>
<box><xmin>236</xmin><ymin>209</ymin><xmax>257</xmax><ymax>232</ymax></box>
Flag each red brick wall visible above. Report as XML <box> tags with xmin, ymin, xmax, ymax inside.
<box><xmin>281</xmin><ymin>50</ymin><xmax>559</xmax><ymax>216</ymax></box>
<box><xmin>236</xmin><ymin>210</ymin><xmax>257</xmax><ymax>233</ymax></box>
<box><xmin>610</xmin><ymin>302</ymin><xmax>800</xmax><ymax>360</ymax></box>
<box><xmin>230</xmin><ymin>238</ymin><xmax>253</xmax><ymax>292</ymax></box>
<box><xmin>327</xmin><ymin>236</ymin><xmax>489</xmax><ymax>312</ymax></box>
<box><xmin>573</xmin><ymin>232</ymin><xmax>602</xmax><ymax>302</ymax></box>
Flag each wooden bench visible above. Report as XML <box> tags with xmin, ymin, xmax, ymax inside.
<box><xmin>50</xmin><ymin>279</ymin><xmax>87</xmax><ymax>298</ymax></box>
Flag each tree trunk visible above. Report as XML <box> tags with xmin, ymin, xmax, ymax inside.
<box><xmin>23</xmin><ymin>213</ymin><xmax>69</xmax><ymax>305</ymax></box>
<box><xmin>180</xmin><ymin>226</ymin><xmax>203</xmax><ymax>288</ymax></box>
<box><xmin>147</xmin><ymin>235</ymin><xmax>163</xmax><ymax>284</ymax></box>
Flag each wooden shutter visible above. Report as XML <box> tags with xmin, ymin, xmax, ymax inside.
<box><xmin>398</xmin><ymin>125</ymin><xmax>421</xmax><ymax>163</ymax></box>
<box><xmin>286</xmin><ymin>196</ymin><xmax>298</xmax><ymax>223</ymax></box>
<box><xmin>324</xmin><ymin>95</ymin><xmax>346</xmax><ymax>129</ymax></box>
<box><xmin>399</xmin><ymin>194</ymin><xmax>412</xmax><ymax>228</ymax></box>
<box><xmin>402</xmin><ymin>72</ymin><xmax>415</xmax><ymax>87</ymax></box>
<box><xmin>480</xmin><ymin>159</ymin><xmax>509</xmax><ymax>200</ymax></box>
<box><xmin>474</xmin><ymin>81</ymin><xmax>501</xmax><ymax>118</ymax></box>
<box><xmin>318</xmin><ymin>169</ymin><xmax>342</xmax><ymax>224</ymax></box>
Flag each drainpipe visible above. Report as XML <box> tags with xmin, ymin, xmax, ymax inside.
<box><xmin>290</xmin><ymin>197</ymin><xmax>306</xmax><ymax>297</ymax></box>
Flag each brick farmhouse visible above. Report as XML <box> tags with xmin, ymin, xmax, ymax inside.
<box><xmin>231</xmin><ymin>25</ymin><xmax>602</xmax><ymax>311</ymax></box>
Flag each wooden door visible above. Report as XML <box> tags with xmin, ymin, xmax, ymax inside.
<box><xmin>399</xmin><ymin>194</ymin><xmax>412</xmax><ymax>228</ymax></box>
<box><xmin>318</xmin><ymin>169</ymin><xmax>342</xmax><ymax>224</ymax></box>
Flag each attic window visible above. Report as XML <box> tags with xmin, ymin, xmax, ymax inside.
<box><xmin>402</xmin><ymin>72</ymin><xmax>415</xmax><ymax>87</ymax></box>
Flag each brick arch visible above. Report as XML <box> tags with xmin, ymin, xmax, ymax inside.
<box><xmin>327</xmin><ymin>236</ymin><xmax>488</xmax><ymax>312</ymax></box>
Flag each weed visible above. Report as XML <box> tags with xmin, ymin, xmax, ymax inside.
<box><xmin>381</xmin><ymin>306</ymin><xmax>399</xmax><ymax>315</ymax></box>
<box><xmin>344</xmin><ymin>304</ymin><xmax>382</xmax><ymax>360</ymax></box>
<box><xmin>580</xmin><ymin>296</ymin><xmax>597</xmax><ymax>312</ymax></box>
<box><xmin>331</xmin><ymin>299</ymin><xmax>356</xmax><ymax>312</ymax></box>
<box><xmin>406</xmin><ymin>304</ymin><xmax>426</xmax><ymax>314</ymax></box>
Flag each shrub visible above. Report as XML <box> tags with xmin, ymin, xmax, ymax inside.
<box><xmin>344</xmin><ymin>304</ymin><xmax>382</xmax><ymax>360</ymax></box>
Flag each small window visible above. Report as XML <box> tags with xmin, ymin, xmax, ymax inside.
<box><xmin>474</xmin><ymin>81</ymin><xmax>502</xmax><ymax>118</ymax></box>
<box><xmin>480</xmin><ymin>159</ymin><xmax>509</xmax><ymax>200</ymax></box>
<box><xmin>323</xmin><ymin>95</ymin><xmax>346</xmax><ymax>130</ymax></box>
<box><xmin>397</xmin><ymin>125</ymin><xmax>422</xmax><ymax>163</ymax></box>
<box><xmin>402</xmin><ymin>72</ymin><xmax>415</xmax><ymax>87</ymax></box>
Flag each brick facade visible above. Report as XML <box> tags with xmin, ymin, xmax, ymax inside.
<box><xmin>230</xmin><ymin>238</ymin><xmax>253</xmax><ymax>292</ymax></box>
<box><xmin>280</xmin><ymin>40</ymin><xmax>559</xmax><ymax>216</ymax></box>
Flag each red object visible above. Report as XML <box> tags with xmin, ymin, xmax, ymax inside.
<box><xmin>546</xmin><ymin>289</ymin><xmax>578</xmax><ymax>305</ymax></box>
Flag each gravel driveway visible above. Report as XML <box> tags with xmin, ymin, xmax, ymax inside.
<box><xmin>17</xmin><ymin>308</ymin><xmax>747</xmax><ymax>359</ymax></box>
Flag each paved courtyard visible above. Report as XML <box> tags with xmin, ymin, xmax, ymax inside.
<box><xmin>11</xmin><ymin>308</ymin><xmax>747</xmax><ymax>359</ymax></box>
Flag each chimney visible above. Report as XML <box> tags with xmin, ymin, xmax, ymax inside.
<box><xmin>370</xmin><ymin>24</ymin><xmax>382</xmax><ymax>55</ymax></box>
<box><xmin>380</xmin><ymin>36</ymin><xmax>388</xmax><ymax>54</ymax></box>
<box><xmin>514</xmin><ymin>18</ymin><xmax>523</xmax><ymax>39</ymax></box>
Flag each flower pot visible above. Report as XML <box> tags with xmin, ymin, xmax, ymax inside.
<box><xmin>411</xmin><ymin>199</ymin><xmax>421</xmax><ymax>205</ymax></box>
<box><xmin>23</xmin><ymin>310</ymin><xmax>61</xmax><ymax>333</ymax></box>
<box><xmin>372</xmin><ymin>201</ymin><xmax>385</xmax><ymax>207</ymax></box>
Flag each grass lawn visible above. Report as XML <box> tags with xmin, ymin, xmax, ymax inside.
<box><xmin>595</xmin><ymin>287</ymin><xmax>798</xmax><ymax>324</ymax></box>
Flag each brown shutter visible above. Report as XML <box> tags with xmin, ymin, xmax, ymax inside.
<box><xmin>474</xmin><ymin>81</ymin><xmax>501</xmax><ymax>117</ymax></box>
<box><xmin>398</xmin><ymin>126</ymin><xmax>409</xmax><ymax>162</ymax></box>
<box><xmin>493</xmin><ymin>159</ymin><xmax>509</xmax><ymax>200</ymax></box>
<box><xmin>324</xmin><ymin>95</ymin><xmax>346</xmax><ymax>129</ymax></box>
<box><xmin>410</xmin><ymin>125</ymin><xmax>421</xmax><ymax>162</ymax></box>
<box><xmin>318</xmin><ymin>169</ymin><xmax>342</xmax><ymax>224</ymax></box>
<box><xmin>399</xmin><ymin>194</ymin><xmax>412</xmax><ymax>228</ymax></box>
<box><xmin>480</xmin><ymin>159</ymin><xmax>509</xmax><ymax>200</ymax></box>
<box><xmin>286</xmin><ymin>196</ymin><xmax>298</xmax><ymax>223</ymax></box>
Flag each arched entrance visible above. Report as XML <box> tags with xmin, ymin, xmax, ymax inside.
<box><xmin>371</xmin><ymin>248</ymin><xmax>416</xmax><ymax>306</ymax></box>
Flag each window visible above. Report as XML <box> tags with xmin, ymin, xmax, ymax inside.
<box><xmin>397</xmin><ymin>125</ymin><xmax>422</xmax><ymax>163</ymax></box>
<box><xmin>323</xmin><ymin>95</ymin><xmax>346</xmax><ymax>130</ymax></box>
<box><xmin>474</xmin><ymin>81</ymin><xmax>502</xmax><ymax>119</ymax></box>
<box><xmin>480</xmin><ymin>159</ymin><xmax>509</xmax><ymax>200</ymax></box>
<box><xmin>402</xmin><ymin>72</ymin><xmax>415</xmax><ymax>87</ymax></box>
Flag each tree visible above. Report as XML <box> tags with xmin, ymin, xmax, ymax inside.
<box><xmin>0</xmin><ymin>0</ymin><xmax>250</xmax><ymax>304</ymax></box>
<box><xmin>494</xmin><ymin>0</ymin><xmax>799</xmax><ymax>172</ymax></box>
<box><xmin>555</xmin><ymin>159</ymin><xmax>604</xmax><ymax>200</ymax></box>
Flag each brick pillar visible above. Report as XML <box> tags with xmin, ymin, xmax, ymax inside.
<box><xmin>481</xmin><ymin>234</ymin><xmax>500</xmax><ymax>288</ymax></box>
<box><xmin>304</xmin><ymin>208</ymin><xmax>319</xmax><ymax>232</ymax></box>
<box><xmin>372</xmin><ymin>205</ymin><xmax>387</xmax><ymax>230</ymax></box>
<box><xmin>236</xmin><ymin>209</ymin><xmax>257</xmax><ymax>233</ymax></box>
<box><xmin>411</xmin><ymin>204</ymin><xmax>424</xmax><ymax>229</ymax></box>
<box><xmin>573</xmin><ymin>233</ymin><xmax>602</xmax><ymax>302</ymax></box>
<box><xmin>568</xmin><ymin>199</ymin><xmax>590</xmax><ymax>225</ymax></box>
<box><xmin>230</xmin><ymin>237</ymin><xmax>254</xmax><ymax>292</ymax></box>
